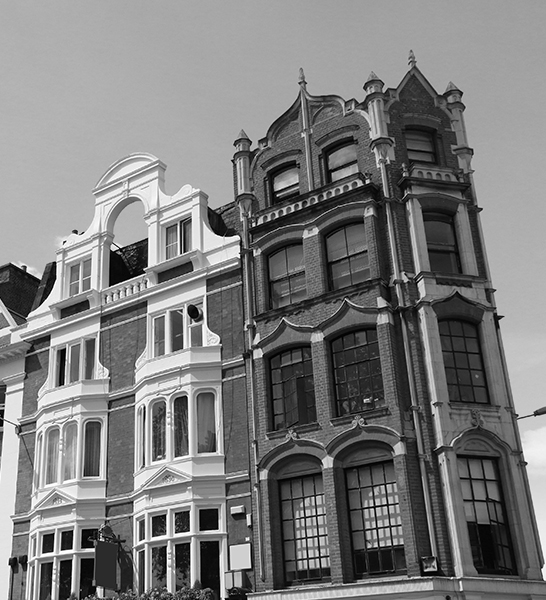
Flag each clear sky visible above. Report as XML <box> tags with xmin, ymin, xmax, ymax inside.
<box><xmin>2</xmin><ymin>0</ymin><xmax>546</xmax><ymax>569</ymax></box>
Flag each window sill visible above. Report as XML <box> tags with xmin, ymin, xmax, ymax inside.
<box><xmin>266</xmin><ymin>422</ymin><xmax>321</xmax><ymax>440</ymax></box>
<box><xmin>330</xmin><ymin>406</ymin><xmax>390</xmax><ymax>427</ymax></box>
<box><xmin>146</xmin><ymin>250</ymin><xmax>204</xmax><ymax>282</ymax></box>
<box><xmin>50</xmin><ymin>290</ymin><xmax>99</xmax><ymax>318</ymax></box>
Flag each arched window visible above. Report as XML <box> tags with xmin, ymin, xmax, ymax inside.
<box><xmin>45</xmin><ymin>428</ymin><xmax>60</xmax><ymax>485</ymax></box>
<box><xmin>197</xmin><ymin>392</ymin><xmax>216</xmax><ymax>453</ymax></box>
<box><xmin>62</xmin><ymin>422</ymin><xmax>78</xmax><ymax>481</ymax></box>
<box><xmin>270</xmin><ymin>347</ymin><xmax>315</xmax><ymax>431</ymax></box>
<box><xmin>151</xmin><ymin>401</ymin><xmax>167</xmax><ymax>462</ymax></box>
<box><xmin>174</xmin><ymin>396</ymin><xmax>189</xmax><ymax>457</ymax></box>
<box><xmin>268</xmin><ymin>245</ymin><xmax>306</xmax><ymax>309</ymax></box>
<box><xmin>83</xmin><ymin>421</ymin><xmax>102</xmax><ymax>477</ymax></box>
<box><xmin>457</xmin><ymin>456</ymin><xmax>515</xmax><ymax>574</ymax></box>
<box><xmin>271</xmin><ymin>165</ymin><xmax>299</xmax><ymax>204</ymax></box>
<box><xmin>326</xmin><ymin>142</ymin><xmax>358</xmax><ymax>183</ymax></box>
<box><xmin>439</xmin><ymin>320</ymin><xmax>489</xmax><ymax>404</ymax></box>
<box><xmin>405</xmin><ymin>128</ymin><xmax>436</xmax><ymax>164</ymax></box>
<box><xmin>331</xmin><ymin>329</ymin><xmax>383</xmax><ymax>416</ymax></box>
<box><xmin>423</xmin><ymin>212</ymin><xmax>461</xmax><ymax>273</ymax></box>
<box><xmin>326</xmin><ymin>223</ymin><xmax>369</xmax><ymax>290</ymax></box>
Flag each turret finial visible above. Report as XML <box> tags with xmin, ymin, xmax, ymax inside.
<box><xmin>408</xmin><ymin>50</ymin><xmax>417</xmax><ymax>68</ymax></box>
<box><xmin>298</xmin><ymin>67</ymin><xmax>307</xmax><ymax>88</ymax></box>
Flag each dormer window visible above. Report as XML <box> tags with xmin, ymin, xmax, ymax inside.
<box><xmin>69</xmin><ymin>258</ymin><xmax>91</xmax><ymax>296</ymax></box>
<box><xmin>271</xmin><ymin>165</ymin><xmax>299</xmax><ymax>204</ymax></box>
<box><xmin>326</xmin><ymin>142</ymin><xmax>358</xmax><ymax>183</ymax></box>
<box><xmin>405</xmin><ymin>129</ymin><xmax>436</xmax><ymax>164</ymax></box>
<box><xmin>55</xmin><ymin>338</ymin><xmax>96</xmax><ymax>387</ymax></box>
<box><xmin>166</xmin><ymin>219</ymin><xmax>192</xmax><ymax>260</ymax></box>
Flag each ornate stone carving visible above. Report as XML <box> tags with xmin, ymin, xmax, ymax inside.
<box><xmin>285</xmin><ymin>429</ymin><xmax>299</xmax><ymax>441</ymax></box>
<box><xmin>470</xmin><ymin>409</ymin><xmax>484</xmax><ymax>428</ymax></box>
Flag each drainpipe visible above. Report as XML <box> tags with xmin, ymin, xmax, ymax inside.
<box><xmin>382</xmin><ymin>157</ymin><xmax>439</xmax><ymax>560</ymax></box>
<box><xmin>233</xmin><ymin>131</ymin><xmax>265</xmax><ymax>582</ymax></box>
<box><xmin>364</xmin><ymin>71</ymin><xmax>439</xmax><ymax>560</ymax></box>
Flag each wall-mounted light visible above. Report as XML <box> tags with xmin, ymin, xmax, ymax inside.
<box><xmin>187</xmin><ymin>304</ymin><xmax>203</xmax><ymax>322</ymax></box>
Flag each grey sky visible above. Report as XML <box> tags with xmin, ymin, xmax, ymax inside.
<box><xmin>1</xmin><ymin>0</ymin><xmax>546</xmax><ymax>567</ymax></box>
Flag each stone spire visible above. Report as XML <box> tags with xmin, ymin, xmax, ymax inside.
<box><xmin>298</xmin><ymin>67</ymin><xmax>307</xmax><ymax>90</ymax></box>
<box><xmin>408</xmin><ymin>49</ymin><xmax>417</xmax><ymax>69</ymax></box>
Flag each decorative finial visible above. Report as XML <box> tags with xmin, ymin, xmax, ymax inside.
<box><xmin>237</xmin><ymin>129</ymin><xmax>250</xmax><ymax>141</ymax></box>
<box><xmin>298</xmin><ymin>67</ymin><xmax>307</xmax><ymax>88</ymax></box>
<box><xmin>408</xmin><ymin>50</ymin><xmax>417</xmax><ymax>68</ymax></box>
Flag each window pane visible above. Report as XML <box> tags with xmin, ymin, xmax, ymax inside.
<box><xmin>269</xmin><ymin>246</ymin><xmax>306</xmax><ymax>309</ymax></box>
<box><xmin>152</xmin><ymin>514</ymin><xmax>167</xmax><ymax>537</ymax></box>
<box><xmin>42</xmin><ymin>533</ymin><xmax>55</xmax><ymax>554</ymax></box>
<box><xmin>69</xmin><ymin>264</ymin><xmax>80</xmax><ymax>296</ymax></box>
<box><xmin>273</xmin><ymin>166</ymin><xmax>299</xmax><ymax>202</ymax></box>
<box><xmin>175</xmin><ymin>542</ymin><xmax>191</xmax><ymax>590</ymax></box>
<box><xmin>200</xmin><ymin>541</ymin><xmax>221</xmax><ymax>599</ymax></box>
<box><xmin>151</xmin><ymin>546</ymin><xmax>167</xmax><ymax>589</ymax></box>
<box><xmin>171</xmin><ymin>310</ymin><xmax>184</xmax><ymax>352</ymax></box>
<box><xmin>174</xmin><ymin>396</ymin><xmax>189</xmax><ymax>457</ymax></box>
<box><xmin>152</xmin><ymin>401</ymin><xmax>166</xmax><ymax>461</ymax></box>
<box><xmin>270</xmin><ymin>348</ymin><xmax>315</xmax><ymax>431</ymax></box>
<box><xmin>83</xmin><ymin>421</ymin><xmax>101</xmax><ymax>477</ymax></box>
<box><xmin>326</xmin><ymin>224</ymin><xmax>368</xmax><ymax>290</ymax></box>
<box><xmin>45</xmin><ymin>429</ymin><xmax>59</xmax><ymax>484</ymax></box>
<box><xmin>39</xmin><ymin>562</ymin><xmax>53</xmax><ymax>600</ymax></box>
<box><xmin>197</xmin><ymin>392</ymin><xmax>216</xmax><ymax>453</ymax></box>
<box><xmin>440</xmin><ymin>320</ymin><xmax>489</xmax><ymax>404</ymax></box>
<box><xmin>175</xmin><ymin>510</ymin><xmax>190</xmax><ymax>534</ymax></box>
<box><xmin>138</xmin><ymin>550</ymin><xmax>145</xmax><ymax>595</ymax></box>
<box><xmin>182</xmin><ymin>219</ymin><xmax>192</xmax><ymax>253</ymax></box>
<box><xmin>346</xmin><ymin>462</ymin><xmax>404</xmax><ymax>577</ymax></box>
<box><xmin>406</xmin><ymin>130</ymin><xmax>436</xmax><ymax>163</ymax></box>
<box><xmin>281</xmin><ymin>474</ymin><xmax>330</xmax><ymax>582</ymax></box>
<box><xmin>69</xmin><ymin>343</ymin><xmax>81</xmax><ymax>383</ymax></box>
<box><xmin>457</xmin><ymin>457</ymin><xmax>515</xmax><ymax>575</ymax></box>
<box><xmin>82</xmin><ymin>259</ymin><xmax>92</xmax><ymax>292</ymax></box>
<box><xmin>166</xmin><ymin>224</ymin><xmax>178</xmax><ymax>259</ymax></box>
<box><xmin>56</xmin><ymin>347</ymin><xmax>67</xmax><ymax>387</ymax></box>
<box><xmin>58</xmin><ymin>559</ymin><xmax>72</xmax><ymax>600</ymax></box>
<box><xmin>84</xmin><ymin>338</ymin><xmax>96</xmax><ymax>379</ymax></box>
<box><xmin>61</xmin><ymin>530</ymin><xmax>73</xmax><ymax>551</ymax></box>
<box><xmin>327</xmin><ymin>143</ymin><xmax>358</xmax><ymax>182</ymax></box>
<box><xmin>199</xmin><ymin>508</ymin><xmax>219</xmax><ymax>531</ymax></box>
<box><xmin>63</xmin><ymin>423</ymin><xmax>78</xmax><ymax>481</ymax></box>
<box><xmin>80</xmin><ymin>558</ymin><xmax>96</xmax><ymax>599</ymax></box>
<box><xmin>81</xmin><ymin>529</ymin><xmax>98</xmax><ymax>549</ymax></box>
<box><xmin>154</xmin><ymin>316</ymin><xmax>166</xmax><ymax>357</ymax></box>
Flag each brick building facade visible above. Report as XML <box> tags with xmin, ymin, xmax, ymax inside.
<box><xmin>232</xmin><ymin>60</ymin><xmax>546</xmax><ymax>599</ymax></box>
<box><xmin>4</xmin><ymin>57</ymin><xmax>546</xmax><ymax>600</ymax></box>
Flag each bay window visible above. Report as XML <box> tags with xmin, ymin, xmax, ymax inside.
<box><xmin>138</xmin><ymin>391</ymin><xmax>217</xmax><ymax>467</ymax></box>
<box><xmin>152</xmin><ymin>303</ymin><xmax>204</xmax><ymax>358</ymax></box>
<box><xmin>135</xmin><ymin>506</ymin><xmax>222</xmax><ymax>597</ymax></box>
<box><xmin>54</xmin><ymin>337</ymin><xmax>96</xmax><ymax>387</ymax></box>
<box><xmin>38</xmin><ymin>420</ymin><xmax>103</xmax><ymax>488</ymax></box>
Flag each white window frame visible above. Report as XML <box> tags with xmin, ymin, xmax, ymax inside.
<box><xmin>134</xmin><ymin>505</ymin><xmax>224</xmax><ymax>595</ymax></box>
<box><xmin>53</xmin><ymin>336</ymin><xmax>97</xmax><ymax>387</ymax></box>
<box><xmin>68</xmin><ymin>257</ymin><xmax>92</xmax><ymax>297</ymax></box>
<box><xmin>28</xmin><ymin>525</ymin><xmax>100</xmax><ymax>600</ymax></box>
<box><xmin>37</xmin><ymin>419</ymin><xmax>104</xmax><ymax>489</ymax></box>
<box><xmin>137</xmin><ymin>389</ymin><xmax>219</xmax><ymax>469</ymax></box>
<box><xmin>165</xmin><ymin>218</ymin><xmax>192</xmax><ymax>260</ymax></box>
<box><xmin>151</xmin><ymin>301</ymin><xmax>204</xmax><ymax>358</ymax></box>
